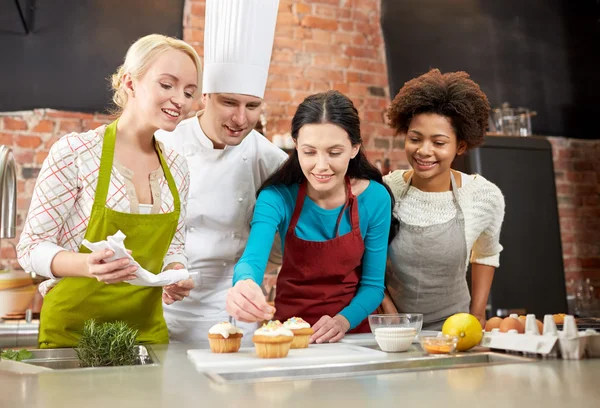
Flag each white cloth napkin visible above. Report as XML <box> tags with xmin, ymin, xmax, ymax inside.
<box><xmin>81</xmin><ymin>230</ymin><xmax>190</xmax><ymax>287</ymax></box>
<box><xmin>38</xmin><ymin>231</ymin><xmax>192</xmax><ymax>297</ymax></box>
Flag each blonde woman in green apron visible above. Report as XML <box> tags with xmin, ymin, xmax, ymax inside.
<box><xmin>17</xmin><ymin>34</ymin><xmax>201</xmax><ymax>348</ymax></box>
<box><xmin>381</xmin><ymin>69</ymin><xmax>506</xmax><ymax>330</ymax></box>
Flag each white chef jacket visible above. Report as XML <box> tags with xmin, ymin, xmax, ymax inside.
<box><xmin>155</xmin><ymin>111</ymin><xmax>288</xmax><ymax>342</ymax></box>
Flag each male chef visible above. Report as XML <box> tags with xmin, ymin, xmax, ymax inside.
<box><xmin>156</xmin><ymin>0</ymin><xmax>287</xmax><ymax>342</ymax></box>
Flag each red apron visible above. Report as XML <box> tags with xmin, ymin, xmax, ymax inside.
<box><xmin>273</xmin><ymin>177</ymin><xmax>371</xmax><ymax>333</ymax></box>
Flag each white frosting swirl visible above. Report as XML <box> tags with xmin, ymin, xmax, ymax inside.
<box><xmin>254</xmin><ymin>321</ymin><xmax>294</xmax><ymax>337</ymax></box>
<box><xmin>208</xmin><ymin>322</ymin><xmax>243</xmax><ymax>338</ymax></box>
<box><xmin>283</xmin><ymin>317</ymin><xmax>311</xmax><ymax>330</ymax></box>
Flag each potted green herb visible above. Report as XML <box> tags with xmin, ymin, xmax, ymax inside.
<box><xmin>76</xmin><ymin>319</ymin><xmax>139</xmax><ymax>367</ymax></box>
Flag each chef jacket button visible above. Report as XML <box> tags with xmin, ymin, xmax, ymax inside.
<box><xmin>231</xmin><ymin>232</ymin><xmax>236</xmax><ymax>238</ymax></box>
<box><xmin>242</xmin><ymin>155</ymin><xmax>248</xmax><ymax>161</ymax></box>
<box><xmin>189</xmin><ymin>227</ymin><xmax>195</xmax><ymax>232</ymax></box>
<box><xmin>222</xmin><ymin>262</ymin><xmax>227</xmax><ymax>267</ymax></box>
<box><xmin>238</xmin><ymin>197</ymin><xmax>244</xmax><ymax>203</ymax></box>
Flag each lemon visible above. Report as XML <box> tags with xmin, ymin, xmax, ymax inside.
<box><xmin>442</xmin><ymin>313</ymin><xmax>483</xmax><ymax>351</ymax></box>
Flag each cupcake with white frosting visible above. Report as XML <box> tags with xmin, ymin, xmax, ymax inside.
<box><xmin>252</xmin><ymin>320</ymin><xmax>294</xmax><ymax>358</ymax></box>
<box><xmin>283</xmin><ymin>317</ymin><xmax>314</xmax><ymax>349</ymax></box>
<box><xmin>208</xmin><ymin>322</ymin><xmax>244</xmax><ymax>353</ymax></box>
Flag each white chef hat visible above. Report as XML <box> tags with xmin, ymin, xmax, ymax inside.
<box><xmin>203</xmin><ymin>0</ymin><xmax>280</xmax><ymax>99</ymax></box>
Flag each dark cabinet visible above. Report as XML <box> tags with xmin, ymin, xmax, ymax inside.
<box><xmin>453</xmin><ymin>136</ymin><xmax>568</xmax><ymax>317</ymax></box>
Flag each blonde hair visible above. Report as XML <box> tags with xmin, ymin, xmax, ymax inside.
<box><xmin>110</xmin><ymin>34</ymin><xmax>202</xmax><ymax>115</ymax></box>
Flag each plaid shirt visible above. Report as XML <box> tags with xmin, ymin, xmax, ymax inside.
<box><xmin>17</xmin><ymin>126</ymin><xmax>189</xmax><ymax>278</ymax></box>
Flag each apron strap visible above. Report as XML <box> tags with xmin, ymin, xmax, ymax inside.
<box><xmin>154</xmin><ymin>139</ymin><xmax>180</xmax><ymax>213</ymax></box>
<box><xmin>289</xmin><ymin>177</ymin><xmax>359</xmax><ymax>237</ymax></box>
<box><xmin>399</xmin><ymin>170</ymin><xmax>464</xmax><ymax>219</ymax></box>
<box><xmin>334</xmin><ymin>176</ymin><xmax>358</xmax><ymax>237</ymax></box>
<box><xmin>449</xmin><ymin>171</ymin><xmax>464</xmax><ymax>220</ymax></box>
<box><xmin>449</xmin><ymin>171</ymin><xmax>459</xmax><ymax>201</ymax></box>
<box><xmin>348</xmin><ymin>178</ymin><xmax>359</xmax><ymax>230</ymax></box>
<box><xmin>94</xmin><ymin>120</ymin><xmax>180</xmax><ymax>213</ymax></box>
<box><xmin>399</xmin><ymin>171</ymin><xmax>413</xmax><ymax>199</ymax></box>
<box><xmin>94</xmin><ymin>121</ymin><xmax>118</xmax><ymax>206</ymax></box>
<box><xmin>288</xmin><ymin>181</ymin><xmax>307</xmax><ymax>233</ymax></box>
<box><xmin>401</xmin><ymin>171</ymin><xmax>461</xmax><ymax>202</ymax></box>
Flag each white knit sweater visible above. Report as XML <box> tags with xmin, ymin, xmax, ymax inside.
<box><xmin>383</xmin><ymin>170</ymin><xmax>506</xmax><ymax>268</ymax></box>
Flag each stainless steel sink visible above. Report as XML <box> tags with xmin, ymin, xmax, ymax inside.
<box><xmin>205</xmin><ymin>352</ymin><xmax>536</xmax><ymax>384</ymax></box>
<box><xmin>19</xmin><ymin>345</ymin><xmax>159</xmax><ymax>369</ymax></box>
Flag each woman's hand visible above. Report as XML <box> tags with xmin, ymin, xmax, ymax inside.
<box><xmin>226</xmin><ymin>279</ymin><xmax>275</xmax><ymax>323</ymax></box>
<box><xmin>163</xmin><ymin>264</ymin><xmax>195</xmax><ymax>304</ymax></box>
<box><xmin>87</xmin><ymin>250</ymin><xmax>138</xmax><ymax>284</ymax></box>
<box><xmin>470</xmin><ymin>308</ymin><xmax>487</xmax><ymax>328</ymax></box>
<box><xmin>310</xmin><ymin>314</ymin><xmax>350</xmax><ymax>344</ymax></box>
<box><xmin>376</xmin><ymin>289</ymin><xmax>398</xmax><ymax>314</ymax></box>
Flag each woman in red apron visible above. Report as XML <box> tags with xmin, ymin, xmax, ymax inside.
<box><xmin>16</xmin><ymin>35</ymin><xmax>200</xmax><ymax>347</ymax></box>
<box><xmin>227</xmin><ymin>91</ymin><xmax>398</xmax><ymax>343</ymax></box>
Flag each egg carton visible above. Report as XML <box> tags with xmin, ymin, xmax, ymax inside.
<box><xmin>481</xmin><ymin>331</ymin><xmax>558</xmax><ymax>355</ymax></box>
<box><xmin>480</xmin><ymin>314</ymin><xmax>600</xmax><ymax>360</ymax></box>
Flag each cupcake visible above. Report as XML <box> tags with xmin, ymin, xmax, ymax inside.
<box><xmin>283</xmin><ymin>317</ymin><xmax>314</xmax><ymax>349</ymax></box>
<box><xmin>207</xmin><ymin>322</ymin><xmax>244</xmax><ymax>353</ymax></box>
<box><xmin>252</xmin><ymin>320</ymin><xmax>294</xmax><ymax>358</ymax></box>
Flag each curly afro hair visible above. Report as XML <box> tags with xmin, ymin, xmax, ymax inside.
<box><xmin>387</xmin><ymin>69</ymin><xmax>490</xmax><ymax>149</ymax></box>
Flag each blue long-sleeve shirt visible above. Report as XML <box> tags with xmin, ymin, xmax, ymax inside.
<box><xmin>233</xmin><ymin>181</ymin><xmax>391</xmax><ymax>329</ymax></box>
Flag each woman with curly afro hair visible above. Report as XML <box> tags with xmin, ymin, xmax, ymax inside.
<box><xmin>380</xmin><ymin>69</ymin><xmax>506</xmax><ymax>330</ymax></box>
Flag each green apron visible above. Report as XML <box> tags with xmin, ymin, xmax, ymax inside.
<box><xmin>38</xmin><ymin>120</ymin><xmax>180</xmax><ymax>348</ymax></box>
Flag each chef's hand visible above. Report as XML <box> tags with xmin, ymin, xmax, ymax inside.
<box><xmin>87</xmin><ymin>249</ymin><xmax>138</xmax><ymax>284</ymax></box>
<box><xmin>163</xmin><ymin>264</ymin><xmax>195</xmax><ymax>305</ymax></box>
<box><xmin>310</xmin><ymin>314</ymin><xmax>350</xmax><ymax>344</ymax></box>
<box><xmin>226</xmin><ymin>279</ymin><xmax>275</xmax><ymax>323</ymax></box>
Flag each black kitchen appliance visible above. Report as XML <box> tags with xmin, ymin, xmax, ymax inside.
<box><xmin>453</xmin><ymin>136</ymin><xmax>568</xmax><ymax>317</ymax></box>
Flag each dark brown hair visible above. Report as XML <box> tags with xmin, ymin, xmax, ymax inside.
<box><xmin>259</xmin><ymin>90</ymin><xmax>398</xmax><ymax>243</ymax></box>
<box><xmin>387</xmin><ymin>69</ymin><xmax>490</xmax><ymax>149</ymax></box>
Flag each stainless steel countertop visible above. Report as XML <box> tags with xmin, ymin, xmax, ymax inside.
<box><xmin>1</xmin><ymin>343</ymin><xmax>599</xmax><ymax>408</ymax></box>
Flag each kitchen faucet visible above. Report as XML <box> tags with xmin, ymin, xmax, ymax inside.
<box><xmin>0</xmin><ymin>145</ymin><xmax>17</xmax><ymax>242</ymax></box>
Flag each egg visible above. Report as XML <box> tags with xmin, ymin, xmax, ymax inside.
<box><xmin>536</xmin><ymin>319</ymin><xmax>544</xmax><ymax>333</ymax></box>
<box><xmin>499</xmin><ymin>317</ymin><xmax>525</xmax><ymax>333</ymax></box>
<box><xmin>485</xmin><ymin>317</ymin><xmax>503</xmax><ymax>332</ymax></box>
<box><xmin>519</xmin><ymin>316</ymin><xmax>544</xmax><ymax>333</ymax></box>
